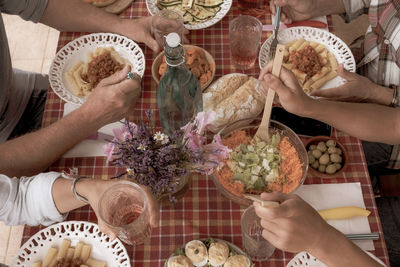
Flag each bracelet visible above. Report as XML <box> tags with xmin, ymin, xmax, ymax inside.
<box><xmin>391</xmin><ymin>85</ymin><xmax>398</xmax><ymax>107</ymax></box>
<box><xmin>72</xmin><ymin>176</ymin><xmax>89</xmax><ymax>204</ymax></box>
<box><xmin>61</xmin><ymin>170</ymin><xmax>89</xmax><ymax>204</ymax></box>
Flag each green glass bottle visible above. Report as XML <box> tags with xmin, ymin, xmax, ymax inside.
<box><xmin>157</xmin><ymin>33</ymin><xmax>203</xmax><ymax>136</ymax></box>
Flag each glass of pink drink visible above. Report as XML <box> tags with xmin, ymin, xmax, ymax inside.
<box><xmin>98</xmin><ymin>181</ymin><xmax>152</xmax><ymax>245</ymax></box>
<box><xmin>229</xmin><ymin>15</ymin><xmax>262</xmax><ymax>70</ymax></box>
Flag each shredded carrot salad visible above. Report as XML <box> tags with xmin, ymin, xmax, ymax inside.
<box><xmin>215</xmin><ymin>130</ymin><xmax>303</xmax><ymax>196</ymax></box>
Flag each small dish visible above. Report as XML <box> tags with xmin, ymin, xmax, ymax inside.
<box><xmin>304</xmin><ymin>136</ymin><xmax>348</xmax><ymax>178</ymax></box>
<box><xmin>151</xmin><ymin>44</ymin><xmax>215</xmax><ymax>91</ymax></box>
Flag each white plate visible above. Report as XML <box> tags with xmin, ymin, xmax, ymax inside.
<box><xmin>49</xmin><ymin>33</ymin><xmax>145</xmax><ymax>105</ymax></box>
<box><xmin>11</xmin><ymin>221</ymin><xmax>131</xmax><ymax>267</ymax></box>
<box><xmin>287</xmin><ymin>251</ymin><xmax>386</xmax><ymax>267</ymax></box>
<box><xmin>259</xmin><ymin>27</ymin><xmax>356</xmax><ymax>91</ymax></box>
<box><xmin>146</xmin><ymin>0</ymin><xmax>232</xmax><ymax>30</ymax></box>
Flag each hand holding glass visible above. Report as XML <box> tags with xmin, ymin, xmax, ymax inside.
<box><xmin>98</xmin><ymin>181</ymin><xmax>152</xmax><ymax>245</ymax></box>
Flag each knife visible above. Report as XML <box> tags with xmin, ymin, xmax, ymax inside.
<box><xmin>263</xmin><ymin>20</ymin><xmax>327</xmax><ymax>31</ymax></box>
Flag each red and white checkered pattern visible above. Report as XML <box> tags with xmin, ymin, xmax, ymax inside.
<box><xmin>21</xmin><ymin>1</ymin><xmax>390</xmax><ymax>266</ymax></box>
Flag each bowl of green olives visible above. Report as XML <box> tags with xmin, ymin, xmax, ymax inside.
<box><xmin>305</xmin><ymin>136</ymin><xmax>348</xmax><ymax>178</ymax></box>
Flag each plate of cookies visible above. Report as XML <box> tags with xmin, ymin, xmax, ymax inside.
<box><xmin>165</xmin><ymin>238</ymin><xmax>254</xmax><ymax>267</ymax></box>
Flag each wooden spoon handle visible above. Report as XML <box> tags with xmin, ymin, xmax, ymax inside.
<box><xmin>257</xmin><ymin>44</ymin><xmax>286</xmax><ymax>140</ymax></box>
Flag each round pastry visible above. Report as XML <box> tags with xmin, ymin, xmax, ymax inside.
<box><xmin>208</xmin><ymin>241</ymin><xmax>229</xmax><ymax>266</ymax></box>
<box><xmin>184</xmin><ymin>240</ymin><xmax>208</xmax><ymax>267</ymax></box>
<box><xmin>224</xmin><ymin>255</ymin><xmax>251</xmax><ymax>267</ymax></box>
<box><xmin>167</xmin><ymin>255</ymin><xmax>193</xmax><ymax>267</ymax></box>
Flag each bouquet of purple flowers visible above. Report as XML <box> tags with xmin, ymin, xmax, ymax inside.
<box><xmin>104</xmin><ymin>111</ymin><xmax>231</xmax><ymax>202</ymax></box>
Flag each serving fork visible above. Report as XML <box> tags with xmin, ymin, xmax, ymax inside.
<box><xmin>269</xmin><ymin>5</ymin><xmax>281</xmax><ymax>58</ymax></box>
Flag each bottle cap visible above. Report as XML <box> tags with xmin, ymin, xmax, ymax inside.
<box><xmin>165</xmin><ymin>33</ymin><xmax>181</xmax><ymax>48</ymax></box>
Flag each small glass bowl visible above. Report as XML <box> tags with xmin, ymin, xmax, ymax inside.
<box><xmin>210</xmin><ymin>117</ymin><xmax>308</xmax><ymax>206</ymax></box>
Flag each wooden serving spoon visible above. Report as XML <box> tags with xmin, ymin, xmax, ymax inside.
<box><xmin>254</xmin><ymin>44</ymin><xmax>285</xmax><ymax>141</ymax></box>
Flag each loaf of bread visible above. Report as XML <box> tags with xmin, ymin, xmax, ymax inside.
<box><xmin>203</xmin><ymin>75</ymin><xmax>265</xmax><ymax>130</ymax></box>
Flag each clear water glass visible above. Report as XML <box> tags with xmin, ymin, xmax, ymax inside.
<box><xmin>241</xmin><ymin>205</ymin><xmax>276</xmax><ymax>261</ymax></box>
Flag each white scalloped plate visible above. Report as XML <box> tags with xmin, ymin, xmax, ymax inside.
<box><xmin>287</xmin><ymin>251</ymin><xmax>386</xmax><ymax>267</ymax></box>
<box><xmin>146</xmin><ymin>0</ymin><xmax>232</xmax><ymax>30</ymax></box>
<box><xmin>259</xmin><ymin>27</ymin><xmax>356</xmax><ymax>91</ymax></box>
<box><xmin>11</xmin><ymin>221</ymin><xmax>131</xmax><ymax>267</ymax></box>
<box><xmin>49</xmin><ymin>33</ymin><xmax>145</xmax><ymax>105</ymax></box>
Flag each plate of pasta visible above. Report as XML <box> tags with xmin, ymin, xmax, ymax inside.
<box><xmin>49</xmin><ymin>33</ymin><xmax>145</xmax><ymax>105</ymax></box>
<box><xmin>259</xmin><ymin>27</ymin><xmax>356</xmax><ymax>94</ymax></box>
<box><xmin>11</xmin><ymin>221</ymin><xmax>131</xmax><ymax>267</ymax></box>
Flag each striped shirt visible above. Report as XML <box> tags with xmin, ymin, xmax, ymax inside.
<box><xmin>342</xmin><ymin>0</ymin><xmax>400</xmax><ymax>169</ymax></box>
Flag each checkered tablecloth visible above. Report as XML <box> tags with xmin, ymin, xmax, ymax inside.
<box><xmin>21</xmin><ymin>1</ymin><xmax>390</xmax><ymax>266</ymax></box>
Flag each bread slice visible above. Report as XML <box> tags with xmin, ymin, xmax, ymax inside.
<box><xmin>212</xmin><ymin>77</ymin><xmax>264</xmax><ymax>128</ymax></box>
<box><xmin>203</xmin><ymin>75</ymin><xmax>248</xmax><ymax>111</ymax></box>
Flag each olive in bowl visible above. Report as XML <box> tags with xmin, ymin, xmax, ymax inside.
<box><xmin>305</xmin><ymin>136</ymin><xmax>348</xmax><ymax>178</ymax></box>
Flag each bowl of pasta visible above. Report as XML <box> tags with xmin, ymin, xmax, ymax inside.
<box><xmin>259</xmin><ymin>27</ymin><xmax>356</xmax><ymax>94</ymax></box>
<box><xmin>11</xmin><ymin>221</ymin><xmax>130</xmax><ymax>267</ymax></box>
<box><xmin>49</xmin><ymin>33</ymin><xmax>145</xmax><ymax>105</ymax></box>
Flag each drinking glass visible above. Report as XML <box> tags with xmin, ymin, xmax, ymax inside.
<box><xmin>229</xmin><ymin>15</ymin><xmax>262</xmax><ymax>70</ymax></box>
<box><xmin>152</xmin><ymin>9</ymin><xmax>185</xmax><ymax>48</ymax></box>
<box><xmin>241</xmin><ymin>206</ymin><xmax>276</xmax><ymax>261</ymax></box>
<box><xmin>98</xmin><ymin>181</ymin><xmax>152</xmax><ymax>245</ymax></box>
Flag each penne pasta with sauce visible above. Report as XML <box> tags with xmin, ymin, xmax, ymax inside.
<box><xmin>282</xmin><ymin>39</ymin><xmax>339</xmax><ymax>93</ymax></box>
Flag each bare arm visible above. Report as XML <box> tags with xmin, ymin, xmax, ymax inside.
<box><xmin>0</xmin><ymin>67</ymin><xmax>141</xmax><ymax>177</ymax></box>
<box><xmin>254</xmin><ymin>193</ymin><xmax>381</xmax><ymax>267</ymax></box>
<box><xmin>52</xmin><ymin>178</ymin><xmax>159</xmax><ymax>238</ymax></box>
<box><xmin>259</xmin><ymin>64</ymin><xmax>400</xmax><ymax>145</ymax></box>
<box><xmin>270</xmin><ymin>0</ymin><xmax>345</xmax><ymax>24</ymax></box>
<box><xmin>40</xmin><ymin>0</ymin><xmax>159</xmax><ymax>51</ymax></box>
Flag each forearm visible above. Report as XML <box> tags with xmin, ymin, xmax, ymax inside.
<box><xmin>40</xmin><ymin>0</ymin><xmax>123</xmax><ymax>34</ymax></box>
<box><xmin>368</xmin><ymin>84</ymin><xmax>393</xmax><ymax>106</ymax></box>
<box><xmin>303</xmin><ymin>99</ymin><xmax>400</xmax><ymax>144</ymax></box>
<box><xmin>309</xmin><ymin>227</ymin><xmax>381</xmax><ymax>267</ymax></box>
<box><xmin>0</xmin><ymin>108</ymin><xmax>104</xmax><ymax>177</ymax></box>
<box><xmin>52</xmin><ymin>178</ymin><xmax>95</xmax><ymax>214</ymax></box>
<box><xmin>312</xmin><ymin>0</ymin><xmax>346</xmax><ymax>17</ymax></box>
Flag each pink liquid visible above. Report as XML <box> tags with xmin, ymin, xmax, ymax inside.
<box><xmin>112</xmin><ymin>205</ymin><xmax>152</xmax><ymax>245</ymax></box>
<box><xmin>231</xmin><ymin>48</ymin><xmax>258</xmax><ymax>69</ymax></box>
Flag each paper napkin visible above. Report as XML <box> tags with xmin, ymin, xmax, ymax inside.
<box><xmin>62</xmin><ymin>103</ymin><xmax>121</xmax><ymax>158</ymax></box>
<box><xmin>296</xmin><ymin>183</ymin><xmax>374</xmax><ymax>251</ymax></box>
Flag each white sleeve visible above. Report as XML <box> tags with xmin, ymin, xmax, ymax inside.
<box><xmin>0</xmin><ymin>172</ymin><xmax>68</xmax><ymax>226</ymax></box>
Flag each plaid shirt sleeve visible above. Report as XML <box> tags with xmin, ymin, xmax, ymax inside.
<box><xmin>341</xmin><ymin>0</ymin><xmax>371</xmax><ymax>22</ymax></box>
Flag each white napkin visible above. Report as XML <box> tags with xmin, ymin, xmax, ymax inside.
<box><xmin>296</xmin><ymin>183</ymin><xmax>374</xmax><ymax>251</ymax></box>
<box><xmin>62</xmin><ymin>103</ymin><xmax>121</xmax><ymax>158</ymax></box>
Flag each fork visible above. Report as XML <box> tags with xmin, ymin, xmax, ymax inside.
<box><xmin>269</xmin><ymin>5</ymin><xmax>281</xmax><ymax>58</ymax></box>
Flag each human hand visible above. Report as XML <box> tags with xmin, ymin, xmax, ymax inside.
<box><xmin>253</xmin><ymin>192</ymin><xmax>335</xmax><ymax>253</ymax></box>
<box><xmin>85</xmin><ymin>179</ymin><xmax>160</xmax><ymax>240</ymax></box>
<box><xmin>310</xmin><ymin>64</ymin><xmax>378</xmax><ymax>103</ymax></box>
<box><xmin>118</xmin><ymin>16</ymin><xmax>189</xmax><ymax>53</ymax></box>
<box><xmin>80</xmin><ymin>65</ymin><xmax>141</xmax><ymax>127</ymax></box>
<box><xmin>258</xmin><ymin>62</ymin><xmax>313</xmax><ymax>117</ymax></box>
<box><xmin>270</xmin><ymin>0</ymin><xmax>316</xmax><ymax>24</ymax></box>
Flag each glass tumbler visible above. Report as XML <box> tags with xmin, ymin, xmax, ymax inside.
<box><xmin>241</xmin><ymin>205</ymin><xmax>276</xmax><ymax>261</ymax></box>
<box><xmin>152</xmin><ymin>9</ymin><xmax>185</xmax><ymax>48</ymax></box>
<box><xmin>229</xmin><ymin>15</ymin><xmax>262</xmax><ymax>70</ymax></box>
<box><xmin>98</xmin><ymin>181</ymin><xmax>152</xmax><ymax>245</ymax></box>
